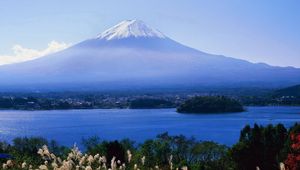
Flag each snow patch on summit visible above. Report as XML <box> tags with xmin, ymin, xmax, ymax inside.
<box><xmin>97</xmin><ymin>20</ymin><xmax>166</xmax><ymax>40</ymax></box>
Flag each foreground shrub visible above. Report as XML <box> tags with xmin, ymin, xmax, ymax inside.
<box><xmin>231</xmin><ymin>124</ymin><xmax>288</xmax><ymax>170</ymax></box>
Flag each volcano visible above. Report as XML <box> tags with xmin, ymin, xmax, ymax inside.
<box><xmin>0</xmin><ymin>20</ymin><xmax>299</xmax><ymax>91</ymax></box>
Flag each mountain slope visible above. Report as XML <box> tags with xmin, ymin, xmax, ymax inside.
<box><xmin>0</xmin><ymin>20</ymin><xmax>300</xmax><ymax>91</ymax></box>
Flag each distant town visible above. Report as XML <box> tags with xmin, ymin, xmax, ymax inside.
<box><xmin>0</xmin><ymin>85</ymin><xmax>299</xmax><ymax>110</ymax></box>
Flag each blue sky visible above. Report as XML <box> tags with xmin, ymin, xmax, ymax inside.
<box><xmin>0</xmin><ymin>0</ymin><xmax>299</xmax><ymax>67</ymax></box>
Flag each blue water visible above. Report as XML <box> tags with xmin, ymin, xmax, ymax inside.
<box><xmin>0</xmin><ymin>107</ymin><xmax>299</xmax><ymax>147</ymax></box>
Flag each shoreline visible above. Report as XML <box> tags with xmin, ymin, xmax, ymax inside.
<box><xmin>0</xmin><ymin>105</ymin><xmax>299</xmax><ymax>111</ymax></box>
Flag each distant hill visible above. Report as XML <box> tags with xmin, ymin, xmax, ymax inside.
<box><xmin>270</xmin><ymin>84</ymin><xmax>300</xmax><ymax>105</ymax></box>
<box><xmin>273</xmin><ymin>85</ymin><xmax>300</xmax><ymax>97</ymax></box>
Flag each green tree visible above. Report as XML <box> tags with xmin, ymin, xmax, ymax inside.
<box><xmin>231</xmin><ymin>124</ymin><xmax>287</xmax><ymax>170</ymax></box>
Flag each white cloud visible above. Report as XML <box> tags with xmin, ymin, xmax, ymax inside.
<box><xmin>0</xmin><ymin>41</ymin><xmax>70</xmax><ymax>65</ymax></box>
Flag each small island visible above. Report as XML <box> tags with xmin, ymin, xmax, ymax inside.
<box><xmin>177</xmin><ymin>96</ymin><xmax>245</xmax><ymax>113</ymax></box>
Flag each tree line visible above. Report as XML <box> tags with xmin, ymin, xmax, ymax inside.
<box><xmin>0</xmin><ymin>123</ymin><xmax>299</xmax><ymax>170</ymax></box>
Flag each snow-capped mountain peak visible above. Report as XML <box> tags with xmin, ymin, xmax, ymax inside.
<box><xmin>97</xmin><ymin>20</ymin><xmax>166</xmax><ymax>40</ymax></box>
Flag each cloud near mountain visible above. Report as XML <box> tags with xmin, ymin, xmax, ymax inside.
<box><xmin>0</xmin><ymin>41</ymin><xmax>70</xmax><ymax>65</ymax></box>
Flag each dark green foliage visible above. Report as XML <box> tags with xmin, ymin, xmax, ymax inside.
<box><xmin>277</xmin><ymin>123</ymin><xmax>300</xmax><ymax>161</ymax></box>
<box><xmin>105</xmin><ymin>141</ymin><xmax>126</xmax><ymax>163</ymax></box>
<box><xmin>82</xmin><ymin>136</ymin><xmax>103</xmax><ymax>155</ymax></box>
<box><xmin>191</xmin><ymin>141</ymin><xmax>229</xmax><ymax>169</ymax></box>
<box><xmin>177</xmin><ymin>96</ymin><xmax>244</xmax><ymax>113</ymax></box>
<box><xmin>48</xmin><ymin>140</ymin><xmax>70</xmax><ymax>159</ymax></box>
<box><xmin>82</xmin><ymin>136</ymin><xmax>101</xmax><ymax>150</ymax></box>
<box><xmin>119</xmin><ymin>138</ymin><xmax>135</xmax><ymax>152</ymax></box>
<box><xmin>231</xmin><ymin>124</ymin><xmax>288</xmax><ymax>170</ymax></box>
<box><xmin>81</xmin><ymin>132</ymin><xmax>232</xmax><ymax>169</ymax></box>
<box><xmin>83</xmin><ymin>137</ymin><xmax>126</xmax><ymax>166</ymax></box>
<box><xmin>129</xmin><ymin>98</ymin><xmax>174</xmax><ymax>109</ymax></box>
<box><xmin>289</xmin><ymin>123</ymin><xmax>300</xmax><ymax>134</ymax></box>
<box><xmin>0</xmin><ymin>137</ymin><xmax>69</xmax><ymax>166</ymax></box>
<box><xmin>0</xmin><ymin>124</ymin><xmax>299</xmax><ymax>169</ymax></box>
<box><xmin>10</xmin><ymin>137</ymin><xmax>48</xmax><ymax>166</ymax></box>
<box><xmin>134</xmin><ymin>132</ymin><xmax>233</xmax><ymax>170</ymax></box>
<box><xmin>13</xmin><ymin>137</ymin><xmax>47</xmax><ymax>154</ymax></box>
<box><xmin>0</xmin><ymin>141</ymin><xmax>11</xmax><ymax>164</ymax></box>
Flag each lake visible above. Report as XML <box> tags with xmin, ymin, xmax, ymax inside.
<box><xmin>0</xmin><ymin>106</ymin><xmax>299</xmax><ymax>147</ymax></box>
